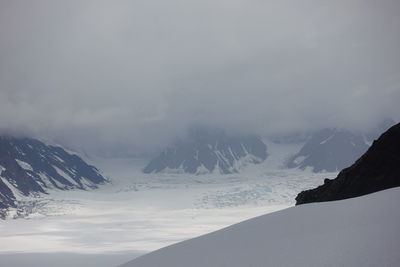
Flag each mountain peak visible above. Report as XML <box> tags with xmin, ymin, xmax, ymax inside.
<box><xmin>0</xmin><ymin>136</ymin><xmax>107</xmax><ymax>218</ymax></box>
<box><xmin>143</xmin><ymin>130</ymin><xmax>268</xmax><ymax>175</ymax></box>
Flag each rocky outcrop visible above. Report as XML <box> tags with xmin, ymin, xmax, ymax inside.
<box><xmin>296</xmin><ymin>122</ymin><xmax>400</xmax><ymax>205</ymax></box>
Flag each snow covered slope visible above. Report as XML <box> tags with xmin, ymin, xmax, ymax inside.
<box><xmin>144</xmin><ymin>129</ymin><xmax>267</xmax><ymax>174</ymax></box>
<box><xmin>120</xmin><ymin>187</ymin><xmax>400</xmax><ymax>267</ymax></box>
<box><xmin>0</xmin><ymin>136</ymin><xmax>107</xmax><ymax>218</ymax></box>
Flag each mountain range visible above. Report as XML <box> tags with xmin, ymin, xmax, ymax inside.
<box><xmin>1</xmin><ymin>120</ymin><xmax>396</xmax><ymax>218</ymax></box>
<box><xmin>143</xmin><ymin>120</ymin><xmax>395</xmax><ymax>175</ymax></box>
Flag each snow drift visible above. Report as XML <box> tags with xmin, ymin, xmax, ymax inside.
<box><xmin>120</xmin><ymin>187</ymin><xmax>400</xmax><ymax>267</ymax></box>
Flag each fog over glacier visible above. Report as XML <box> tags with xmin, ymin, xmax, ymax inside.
<box><xmin>1</xmin><ymin>0</ymin><xmax>399</xmax><ymax>154</ymax></box>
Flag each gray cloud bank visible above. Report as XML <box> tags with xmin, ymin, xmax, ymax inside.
<box><xmin>1</xmin><ymin>0</ymin><xmax>399</xmax><ymax>154</ymax></box>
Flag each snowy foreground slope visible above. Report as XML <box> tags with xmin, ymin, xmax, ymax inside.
<box><xmin>121</xmin><ymin>187</ymin><xmax>400</xmax><ymax>267</ymax></box>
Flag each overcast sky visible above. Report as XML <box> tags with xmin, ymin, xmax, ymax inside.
<box><xmin>1</xmin><ymin>0</ymin><xmax>399</xmax><ymax>154</ymax></box>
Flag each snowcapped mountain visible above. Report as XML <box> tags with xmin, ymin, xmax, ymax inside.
<box><xmin>286</xmin><ymin>128</ymin><xmax>370</xmax><ymax>172</ymax></box>
<box><xmin>0</xmin><ymin>136</ymin><xmax>107</xmax><ymax>218</ymax></box>
<box><xmin>143</xmin><ymin>129</ymin><xmax>268</xmax><ymax>174</ymax></box>
<box><xmin>296</xmin><ymin>122</ymin><xmax>400</xmax><ymax>204</ymax></box>
<box><xmin>287</xmin><ymin>120</ymin><xmax>395</xmax><ymax>173</ymax></box>
<box><xmin>120</xmin><ymin>187</ymin><xmax>400</xmax><ymax>267</ymax></box>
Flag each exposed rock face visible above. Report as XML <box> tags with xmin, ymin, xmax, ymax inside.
<box><xmin>0</xmin><ymin>136</ymin><xmax>107</xmax><ymax>218</ymax></box>
<box><xmin>143</xmin><ymin>129</ymin><xmax>268</xmax><ymax>174</ymax></box>
<box><xmin>296</xmin><ymin>122</ymin><xmax>400</xmax><ymax>205</ymax></box>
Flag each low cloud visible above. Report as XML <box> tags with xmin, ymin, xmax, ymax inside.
<box><xmin>1</xmin><ymin>0</ymin><xmax>399</xmax><ymax>154</ymax></box>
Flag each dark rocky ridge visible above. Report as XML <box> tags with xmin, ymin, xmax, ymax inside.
<box><xmin>296</xmin><ymin>122</ymin><xmax>400</xmax><ymax>205</ymax></box>
<box><xmin>0</xmin><ymin>136</ymin><xmax>107</xmax><ymax>218</ymax></box>
<box><xmin>144</xmin><ymin>129</ymin><xmax>268</xmax><ymax>174</ymax></box>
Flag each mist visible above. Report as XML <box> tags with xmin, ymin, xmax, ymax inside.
<box><xmin>1</xmin><ymin>0</ymin><xmax>399</xmax><ymax>155</ymax></box>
